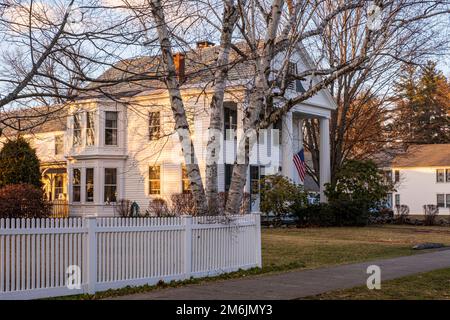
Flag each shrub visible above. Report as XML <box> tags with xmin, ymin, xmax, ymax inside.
<box><xmin>0</xmin><ymin>183</ymin><xmax>50</xmax><ymax>218</ymax></box>
<box><xmin>147</xmin><ymin>198</ymin><xmax>170</xmax><ymax>217</ymax></box>
<box><xmin>114</xmin><ymin>199</ymin><xmax>132</xmax><ymax>217</ymax></box>
<box><xmin>292</xmin><ymin>203</ymin><xmax>335</xmax><ymax>227</ymax></box>
<box><xmin>423</xmin><ymin>204</ymin><xmax>438</xmax><ymax>226</ymax></box>
<box><xmin>0</xmin><ymin>137</ymin><xmax>42</xmax><ymax>188</ymax></box>
<box><xmin>395</xmin><ymin>204</ymin><xmax>410</xmax><ymax>224</ymax></box>
<box><xmin>260</xmin><ymin>175</ymin><xmax>307</xmax><ymax>216</ymax></box>
<box><xmin>170</xmin><ymin>193</ymin><xmax>196</xmax><ymax>216</ymax></box>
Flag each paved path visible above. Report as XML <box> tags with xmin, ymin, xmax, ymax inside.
<box><xmin>109</xmin><ymin>249</ymin><xmax>450</xmax><ymax>300</ymax></box>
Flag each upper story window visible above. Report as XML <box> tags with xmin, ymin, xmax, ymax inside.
<box><xmin>72</xmin><ymin>168</ymin><xmax>81</xmax><ymax>202</ymax></box>
<box><xmin>436</xmin><ymin>169</ymin><xmax>445</xmax><ymax>183</ymax></box>
<box><xmin>394</xmin><ymin>170</ymin><xmax>400</xmax><ymax>183</ymax></box>
<box><xmin>86</xmin><ymin>112</ymin><xmax>95</xmax><ymax>146</ymax></box>
<box><xmin>224</xmin><ymin>102</ymin><xmax>237</xmax><ymax>132</ymax></box>
<box><xmin>105</xmin><ymin>111</ymin><xmax>118</xmax><ymax>146</ymax></box>
<box><xmin>73</xmin><ymin>114</ymin><xmax>82</xmax><ymax>147</ymax></box>
<box><xmin>55</xmin><ymin>135</ymin><xmax>64</xmax><ymax>155</ymax></box>
<box><xmin>287</xmin><ymin>62</ymin><xmax>298</xmax><ymax>90</ymax></box>
<box><xmin>273</xmin><ymin>119</ymin><xmax>282</xmax><ymax>145</ymax></box>
<box><xmin>225</xmin><ymin>164</ymin><xmax>233</xmax><ymax>192</ymax></box>
<box><xmin>149</xmin><ymin>111</ymin><xmax>161</xmax><ymax>140</ymax></box>
<box><xmin>149</xmin><ymin>165</ymin><xmax>161</xmax><ymax>195</ymax></box>
<box><xmin>104</xmin><ymin>168</ymin><xmax>117</xmax><ymax>203</ymax></box>
<box><xmin>181</xmin><ymin>164</ymin><xmax>190</xmax><ymax>193</ymax></box>
<box><xmin>447</xmin><ymin>169</ymin><xmax>450</xmax><ymax>182</ymax></box>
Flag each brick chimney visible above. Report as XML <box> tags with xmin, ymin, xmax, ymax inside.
<box><xmin>196</xmin><ymin>41</ymin><xmax>215</xmax><ymax>49</ymax></box>
<box><xmin>173</xmin><ymin>52</ymin><xmax>185</xmax><ymax>83</ymax></box>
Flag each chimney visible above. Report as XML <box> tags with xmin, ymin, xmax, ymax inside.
<box><xmin>173</xmin><ymin>52</ymin><xmax>185</xmax><ymax>83</ymax></box>
<box><xmin>196</xmin><ymin>41</ymin><xmax>215</xmax><ymax>49</ymax></box>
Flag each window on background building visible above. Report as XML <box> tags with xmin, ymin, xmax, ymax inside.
<box><xmin>224</xmin><ymin>102</ymin><xmax>237</xmax><ymax>140</ymax></box>
<box><xmin>446</xmin><ymin>169</ymin><xmax>450</xmax><ymax>182</ymax></box>
<box><xmin>104</xmin><ymin>168</ymin><xmax>117</xmax><ymax>203</ymax></box>
<box><xmin>436</xmin><ymin>169</ymin><xmax>445</xmax><ymax>183</ymax></box>
<box><xmin>446</xmin><ymin>194</ymin><xmax>450</xmax><ymax>208</ymax></box>
<box><xmin>148</xmin><ymin>111</ymin><xmax>161</xmax><ymax>140</ymax></box>
<box><xmin>384</xmin><ymin>170</ymin><xmax>392</xmax><ymax>183</ymax></box>
<box><xmin>149</xmin><ymin>165</ymin><xmax>161</xmax><ymax>195</ymax></box>
<box><xmin>181</xmin><ymin>164</ymin><xmax>190</xmax><ymax>193</ymax></box>
<box><xmin>86</xmin><ymin>168</ymin><xmax>94</xmax><ymax>202</ymax></box>
<box><xmin>105</xmin><ymin>111</ymin><xmax>118</xmax><ymax>145</ymax></box>
<box><xmin>55</xmin><ymin>175</ymin><xmax>64</xmax><ymax>200</ymax></box>
<box><xmin>437</xmin><ymin>194</ymin><xmax>445</xmax><ymax>207</ymax></box>
<box><xmin>55</xmin><ymin>135</ymin><xmax>64</xmax><ymax>155</ymax></box>
<box><xmin>394</xmin><ymin>170</ymin><xmax>400</xmax><ymax>183</ymax></box>
<box><xmin>72</xmin><ymin>169</ymin><xmax>81</xmax><ymax>202</ymax></box>
<box><xmin>86</xmin><ymin>112</ymin><xmax>95</xmax><ymax>146</ymax></box>
<box><xmin>394</xmin><ymin>194</ymin><xmax>400</xmax><ymax>207</ymax></box>
<box><xmin>73</xmin><ymin>114</ymin><xmax>82</xmax><ymax>146</ymax></box>
<box><xmin>225</xmin><ymin>164</ymin><xmax>233</xmax><ymax>192</ymax></box>
<box><xmin>386</xmin><ymin>193</ymin><xmax>393</xmax><ymax>208</ymax></box>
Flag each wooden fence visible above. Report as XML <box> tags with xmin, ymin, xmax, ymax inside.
<box><xmin>0</xmin><ymin>214</ymin><xmax>261</xmax><ymax>300</ymax></box>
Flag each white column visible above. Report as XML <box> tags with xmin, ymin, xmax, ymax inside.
<box><xmin>319</xmin><ymin>117</ymin><xmax>331</xmax><ymax>202</ymax></box>
<box><xmin>282</xmin><ymin>112</ymin><xmax>294</xmax><ymax>180</ymax></box>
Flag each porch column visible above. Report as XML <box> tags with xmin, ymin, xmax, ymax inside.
<box><xmin>281</xmin><ymin>111</ymin><xmax>294</xmax><ymax>180</ymax></box>
<box><xmin>319</xmin><ymin>117</ymin><xmax>331</xmax><ymax>202</ymax></box>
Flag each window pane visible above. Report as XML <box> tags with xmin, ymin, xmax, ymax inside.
<box><xmin>394</xmin><ymin>170</ymin><xmax>400</xmax><ymax>182</ymax></box>
<box><xmin>149</xmin><ymin>165</ymin><xmax>161</xmax><ymax>194</ymax></box>
<box><xmin>104</xmin><ymin>186</ymin><xmax>117</xmax><ymax>203</ymax></box>
<box><xmin>105</xmin><ymin>111</ymin><xmax>117</xmax><ymax>128</ymax></box>
<box><xmin>149</xmin><ymin>166</ymin><xmax>160</xmax><ymax>179</ymax></box>
<box><xmin>55</xmin><ymin>135</ymin><xmax>63</xmax><ymax>155</ymax></box>
<box><xmin>446</xmin><ymin>169</ymin><xmax>450</xmax><ymax>182</ymax></box>
<box><xmin>149</xmin><ymin>111</ymin><xmax>161</xmax><ymax>140</ymax></box>
<box><xmin>86</xmin><ymin>168</ymin><xmax>94</xmax><ymax>202</ymax></box>
<box><xmin>73</xmin><ymin>114</ymin><xmax>81</xmax><ymax>146</ymax></box>
<box><xmin>105</xmin><ymin>168</ymin><xmax>117</xmax><ymax>185</ymax></box>
<box><xmin>86</xmin><ymin>112</ymin><xmax>95</xmax><ymax>146</ymax></box>
<box><xmin>437</xmin><ymin>169</ymin><xmax>445</xmax><ymax>182</ymax></box>
<box><xmin>225</xmin><ymin>164</ymin><xmax>233</xmax><ymax>192</ymax></box>
<box><xmin>105</xmin><ymin>129</ymin><xmax>117</xmax><ymax>145</ymax></box>
<box><xmin>437</xmin><ymin>194</ymin><xmax>445</xmax><ymax>207</ymax></box>
<box><xmin>395</xmin><ymin>194</ymin><xmax>400</xmax><ymax>206</ymax></box>
<box><xmin>55</xmin><ymin>175</ymin><xmax>64</xmax><ymax>199</ymax></box>
<box><xmin>250</xmin><ymin>166</ymin><xmax>260</xmax><ymax>195</ymax></box>
<box><xmin>73</xmin><ymin>168</ymin><xmax>81</xmax><ymax>202</ymax></box>
<box><xmin>446</xmin><ymin>194</ymin><xmax>450</xmax><ymax>208</ymax></box>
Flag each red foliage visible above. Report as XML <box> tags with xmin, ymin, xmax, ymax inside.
<box><xmin>0</xmin><ymin>183</ymin><xmax>50</xmax><ymax>218</ymax></box>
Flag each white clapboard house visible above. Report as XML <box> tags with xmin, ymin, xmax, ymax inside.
<box><xmin>381</xmin><ymin>144</ymin><xmax>450</xmax><ymax>216</ymax></box>
<box><xmin>1</xmin><ymin>42</ymin><xmax>336</xmax><ymax>216</ymax></box>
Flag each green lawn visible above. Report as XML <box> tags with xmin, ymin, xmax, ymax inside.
<box><xmin>261</xmin><ymin>225</ymin><xmax>450</xmax><ymax>271</ymax></box>
<box><xmin>306</xmin><ymin>268</ymin><xmax>450</xmax><ymax>300</ymax></box>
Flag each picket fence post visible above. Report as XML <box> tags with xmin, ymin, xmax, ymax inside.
<box><xmin>254</xmin><ymin>213</ymin><xmax>262</xmax><ymax>268</ymax></box>
<box><xmin>183</xmin><ymin>215</ymin><xmax>193</xmax><ymax>279</ymax></box>
<box><xmin>85</xmin><ymin>216</ymin><xmax>97</xmax><ymax>294</ymax></box>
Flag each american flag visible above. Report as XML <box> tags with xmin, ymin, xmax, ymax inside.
<box><xmin>293</xmin><ymin>148</ymin><xmax>306</xmax><ymax>183</ymax></box>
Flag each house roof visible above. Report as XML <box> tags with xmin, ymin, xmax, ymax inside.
<box><xmin>392</xmin><ymin>144</ymin><xmax>450</xmax><ymax>167</ymax></box>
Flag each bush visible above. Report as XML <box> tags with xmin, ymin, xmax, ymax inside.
<box><xmin>0</xmin><ymin>183</ymin><xmax>50</xmax><ymax>218</ymax></box>
<box><xmin>423</xmin><ymin>204</ymin><xmax>438</xmax><ymax>226</ymax></box>
<box><xmin>147</xmin><ymin>198</ymin><xmax>170</xmax><ymax>217</ymax></box>
<box><xmin>170</xmin><ymin>193</ymin><xmax>196</xmax><ymax>216</ymax></box>
<box><xmin>260</xmin><ymin>175</ymin><xmax>307</xmax><ymax>216</ymax></box>
<box><xmin>292</xmin><ymin>203</ymin><xmax>335</xmax><ymax>227</ymax></box>
<box><xmin>0</xmin><ymin>137</ymin><xmax>42</xmax><ymax>188</ymax></box>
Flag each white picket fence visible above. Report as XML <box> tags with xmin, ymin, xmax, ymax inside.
<box><xmin>0</xmin><ymin>214</ymin><xmax>261</xmax><ymax>300</ymax></box>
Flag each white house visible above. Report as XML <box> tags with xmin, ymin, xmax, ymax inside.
<box><xmin>384</xmin><ymin>144</ymin><xmax>450</xmax><ymax>216</ymax></box>
<box><xmin>1</xmin><ymin>42</ymin><xmax>336</xmax><ymax>216</ymax></box>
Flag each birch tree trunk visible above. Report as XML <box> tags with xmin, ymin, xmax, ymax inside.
<box><xmin>150</xmin><ymin>0</ymin><xmax>208</xmax><ymax>215</ymax></box>
<box><xmin>205</xmin><ymin>0</ymin><xmax>239</xmax><ymax>215</ymax></box>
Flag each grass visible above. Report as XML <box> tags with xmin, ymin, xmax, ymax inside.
<box><xmin>305</xmin><ymin>268</ymin><xmax>450</xmax><ymax>300</ymax></box>
<box><xmin>56</xmin><ymin>225</ymin><xmax>450</xmax><ymax>299</ymax></box>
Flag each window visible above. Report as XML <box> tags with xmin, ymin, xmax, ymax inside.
<box><xmin>86</xmin><ymin>168</ymin><xmax>94</xmax><ymax>202</ymax></box>
<box><xmin>149</xmin><ymin>165</ymin><xmax>161</xmax><ymax>195</ymax></box>
<box><xmin>395</xmin><ymin>194</ymin><xmax>400</xmax><ymax>207</ymax></box>
<box><xmin>104</xmin><ymin>168</ymin><xmax>117</xmax><ymax>203</ymax></box>
<box><xmin>86</xmin><ymin>112</ymin><xmax>95</xmax><ymax>146</ymax></box>
<box><xmin>386</xmin><ymin>193</ymin><xmax>393</xmax><ymax>208</ymax></box>
<box><xmin>436</xmin><ymin>169</ymin><xmax>445</xmax><ymax>183</ymax></box>
<box><xmin>394</xmin><ymin>170</ymin><xmax>400</xmax><ymax>183</ymax></box>
<box><xmin>250</xmin><ymin>166</ymin><xmax>260</xmax><ymax>195</ymax></box>
<box><xmin>384</xmin><ymin>170</ymin><xmax>392</xmax><ymax>183</ymax></box>
<box><xmin>105</xmin><ymin>111</ymin><xmax>118</xmax><ymax>146</ymax></box>
<box><xmin>273</xmin><ymin>119</ymin><xmax>282</xmax><ymax>145</ymax></box>
<box><xmin>446</xmin><ymin>169</ymin><xmax>450</xmax><ymax>182</ymax></box>
<box><xmin>55</xmin><ymin>135</ymin><xmax>64</xmax><ymax>155</ymax></box>
<box><xmin>447</xmin><ymin>194</ymin><xmax>450</xmax><ymax>208</ymax></box>
<box><xmin>72</xmin><ymin>168</ymin><xmax>81</xmax><ymax>202</ymax></box>
<box><xmin>55</xmin><ymin>175</ymin><xmax>64</xmax><ymax>200</ymax></box>
<box><xmin>181</xmin><ymin>164</ymin><xmax>190</xmax><ymax>193</ymax></box>
<box><xmin>224</xmin><ymin>102</ymin><xmax>237</xmax><ymax>140</ymax></box>
<box><xmin>287</xmin><ymin>62</ymin><xmax>297</xmax><ymax>90</ymax></box>
<box><xmin>437</xmin><ymin>194</ymin><xmax>445</xmax><ymax>207</ymax></box>
<box><xmin>73</xmin><ymin>114</ymin><xmax>82</xmax><ymax>147</ymax></box>
<box><xmin>225</xmin><ymin>164</ymin><xmax>233</xmax><ymax>192</ymax></box>
<box><xmin>149</xmin><ymin>111</ymin><xmax>161</xmax><ymax>140</ymax></box>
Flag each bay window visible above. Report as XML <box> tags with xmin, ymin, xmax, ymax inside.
<box><xmin>73</xmin><ymin>114</ymin><xmax>82</xmax><ymax>147</ymax></box>
<box><xmin>72</xmin><ymin>168</ymin><xmax>81</xmax><ymax>202</ymax></box>
<box><xmin>86</xmin><ymin>112</ymin><xmax>95</xmax><ymax>146</ymax></box>
<box><xmin>86</xmin><ymin>168</ymin><xmax>94</xmax><ymax>202</ymax></box>
<box><xmin>104</xmin><ymin>168</ymin><xmax>117</xmax><ymax>203</ymax></box>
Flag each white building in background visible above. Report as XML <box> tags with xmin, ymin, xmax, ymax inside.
<box><xmin>384</xmin><ymin>144</ymin><xmax>450</xmax><ymax>215</ymax></box>
<box><xmin>1</xmin><ymin>42</ymin><xmax>336</xmax><ymax>216</ymax></box>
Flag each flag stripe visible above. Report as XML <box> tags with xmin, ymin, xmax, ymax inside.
<box><xmin>293</xmin><ymin>148</ymin><xmax>306</xmax><ymax>183</ymax></box>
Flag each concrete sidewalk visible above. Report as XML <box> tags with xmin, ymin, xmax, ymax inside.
<box><xmin>108</xmin><ymin>249</ymin><xmax>450</xmax><ymax>300</ymax></box>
